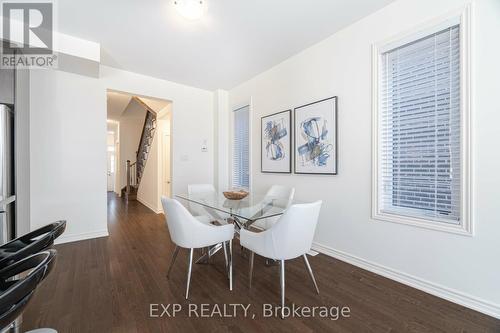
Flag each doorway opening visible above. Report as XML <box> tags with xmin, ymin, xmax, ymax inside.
<box><xmin>106</xmin><ymin>89</ymin><xmax>172</xmax><ymax>213</ymax></box>
<box><xmin>106</xmin><ymin>123</ymin><xmax>118</xmax><ymax>192</ymax></box>
<box><xmin>158</xmin><ymin>108</ymin><xmax>172</xmax><ymax>202</ymax></box>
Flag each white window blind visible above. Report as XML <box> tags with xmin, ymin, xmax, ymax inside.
<box><xmin>378</xmin><ymin>25</ymin><xmax>461</xmax><ymax>224</ymax></box>
<box><xmin>232</xmin><ymin>106</ymin><xmax>250</xmax><ymax>189</ymax></box>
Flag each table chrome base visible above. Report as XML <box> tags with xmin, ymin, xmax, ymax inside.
<box><xmin>265</xmin><ymin>259</ymin><xmax>280</xmax><ymax>266</ymax></box>
<box><xmin>195</xmin><ymin>243</ymin><xmax>223</xmax><ymax>264</ymax></box>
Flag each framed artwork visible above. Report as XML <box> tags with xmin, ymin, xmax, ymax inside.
<box><xmin>294</xmin><ymin>96</ymin><xmax>337</xmax><ymax>175</ymax></box>
<box><xmin>261</xmin><ymin>109</ymin><xmax>292</xmax><ymax>173</ymax></box>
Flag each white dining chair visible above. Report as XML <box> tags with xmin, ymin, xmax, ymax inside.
<box><xmin>253</xmin><ymin>185</ymin><xmax>295</xmax><ymax>230</ymax></box>
<box><xmin>240</xmin><ymin>201</ymin><xmax>322</xmax><ymax>318</ymax></box>
<box><xmin>188</xmin><ymin>184</ymin><xmax>233</xmax><ymax>263</ymax></box>
<box><xmin>161</xmin><ymin>197</ymin><xmax>235</xmax><ymax>299</ymax></box>
<box><xmin>187</xmin><ymin>184</ymin><xmax>217</xmax><ymax>224</ymax></box>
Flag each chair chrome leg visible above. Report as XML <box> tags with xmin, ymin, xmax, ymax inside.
<box><xmin>229</xmin><ymin>240</ymin><xmax>233</xmax><ymax>291</ymax></box>
<box><xmin>249</xmin><ymin>251</ymin><xmax>254</xmax><ymax>289</ymax></box>
<box><xmin>185</xmin><ymin>248</ymin><xmax>194</xmax><ymax>299</ymax></box>
<box><xmin>280</xmin><ymin>259</ymin><xmax>285</xmax><ymax>319</ymax></box>
<box><xmin>223</xmin><ymin>242</ymin><xmax>228</xmax><ymax>271</ymax></box>
<box><xmin>166</xmin><ymin>246</ymin><xmax>180</xmax><ymax>279</ymax></box>
<box><xmin>303</xmin><ymin>254</ymin><xmax>319</xmax><ymax>294</ymax></box>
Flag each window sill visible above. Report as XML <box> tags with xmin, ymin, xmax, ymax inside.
<box><xmin>371</xmin><ymin>211</ymin><xmax>473</xmax><ymax>236</ymax></box>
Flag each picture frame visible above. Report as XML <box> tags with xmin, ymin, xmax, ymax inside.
<box><xmin>261</xmin><ymin>109</ymin><xmax>292</xmax><ymax>173</ymax></box>
<box><xmin>294</xmin><ymin>96</ymin><xmax>338</xmax><ymax>175</ymax></box>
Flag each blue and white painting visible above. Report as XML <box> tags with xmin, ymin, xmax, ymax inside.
<box><xmin>265</xmin><ymin>119</ymin><xmax>287</xmax><ymax>160</ymax></box>
<box><xmin>295</xmin><ymin>97</ymin><xmax>337</xmax><ymax>174</ymax></box>
<box><xmin>261</xmin><ymin>110</ymin><xmax>291</xmax><ymax>173</ymax></box>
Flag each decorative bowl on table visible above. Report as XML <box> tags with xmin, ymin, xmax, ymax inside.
<box><xmin>223</xmin><ymin>190</ymin><xmax>249</xmax><ymax>200</ymax></box>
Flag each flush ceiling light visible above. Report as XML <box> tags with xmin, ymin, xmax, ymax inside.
<box><xmin>173</xmin><ymin>0</ymin><xmax>208</xmax><ymax>20</ymax></box>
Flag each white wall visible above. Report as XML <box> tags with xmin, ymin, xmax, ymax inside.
<box><xmin>156</xmin><ymin>106</ymin><xmax>172</xmax><ymax>211</ymax></box>
<box><xmin>30</xmin><ymin>69</ymin><xmax>108</xmax><ymax>243</ymax></box>
<box><xmin>99</xmin><ymin>66</ymin><xmax>214</xmax><ymax>198</ymax></box>
<box><xmin>228</xmin><ymin>0</ymin><xmax>500</xmax><ymax>317</ymax></box>
<box><xmin>213</xmin><ymin>90</ymin><xmax>229</xmax><ymax>191</ymax></box>
<box><xmin>29</xmin><ymin>65</ymin><xmax>214</xmax><ymax>244</ymax></box>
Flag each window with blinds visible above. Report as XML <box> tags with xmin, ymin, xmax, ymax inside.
<box><xmin>232</xmin><ymin>106</ymin><xmax>250</xmax><ymax>189</ymax></box>
<box><xmin>377</xmin><ymin>24</ymin><xmax>461</xmax><ymax>224</ymax></box>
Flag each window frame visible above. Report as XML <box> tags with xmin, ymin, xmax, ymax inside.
<box><xmin>371</xmin><ymin>4</ymin><xmax>473</xmax><ymax>235</ymax></box>
<box><xmin>230</xmin><ymin>103</ymin><xmax>252</xmax><ymax>191</ymax></box>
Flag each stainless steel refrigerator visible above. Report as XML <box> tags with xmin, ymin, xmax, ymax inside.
<box><xmin>0</xmin><ymin>104</ymin><xmax>15</xmax><ymax>245</ymax></box>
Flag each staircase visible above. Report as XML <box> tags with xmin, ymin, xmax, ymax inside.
<box><xmin>122</xmin><ymin>104</ymin><xmax>157</xmax><ymax>201</ymax></box>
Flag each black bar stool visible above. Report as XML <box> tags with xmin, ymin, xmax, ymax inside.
<box><xmin>0</xmin><ymin>221</ymin><xmax>66</xmax><ymax>270</ymax></box>
<box><xmin>0</xmin><ymin>221</ymin><xmax>66</xmax><ymax>332</ymax></box>
<box><xmin>0</xmin><ymin>250</ymin><xmax>57</xmax><ymax>331</ymax></box>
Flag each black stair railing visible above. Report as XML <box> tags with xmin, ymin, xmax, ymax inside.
<box><xmin>136</xmin><ymin>110</ymin><xmax>157</xmax><ymax>183</ymax></box>
<box><xmin>124</xmin><ymin>100</ymin><xmax>157</xmax><ymax>200</ymax></box>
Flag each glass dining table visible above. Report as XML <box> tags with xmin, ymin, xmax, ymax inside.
<box><xmin>176</xmin><ymin>191</ymin><xmax>291</xmax><ymax>264</ymax></box>
<box><xmin>176</xmin><ymin>191</ymin><xmax>290</xmax><ymax>230</ymax></box>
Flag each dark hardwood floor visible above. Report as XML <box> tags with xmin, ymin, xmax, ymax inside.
<box><xmin>23</xmin><ymin>193</ymin><xmax>500</xmax><ymax>332</ymax></box>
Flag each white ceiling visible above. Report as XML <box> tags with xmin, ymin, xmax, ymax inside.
<box><xmin>107</xmin><ymin>91</ymin><xmax>131</xmax><ymax>121</ymax></box>
<box><xmin>107</xmin><ymin>91</ymin><xmax>170</xmax><ymax>121</ymax></box>
<box><xmin>58</xmin><ymin>0</ymin><xmax>394</xmax><ymax>90</ymax></box>
<box><xmin>140</xmin><ymin>96</ymin><xmax>170</xmax><ymax>113</ymax></box>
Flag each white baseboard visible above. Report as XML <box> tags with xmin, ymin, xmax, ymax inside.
<box><xmin>137</xmin><ymin>196</ymin><xmax>161</xmax><ymax>214</ymax></box>
<box><xmin>312</xmin><ymin>242</ymin><xmax>500</xmax><ymax>319</ymax></box>
<box><xmin>55</xmin><ymin>229</ymin><xmax>109</xmax><ymax>245</ymax></box>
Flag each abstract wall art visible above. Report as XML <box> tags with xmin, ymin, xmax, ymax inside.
<box><xmin>294</xmin><ymin>97</ymin><xmax>337</xmax><ymax>175</ymax></box>
<box><xmin>261</xmin><ymin>109</ymin><xmax>292</xmax><ymax>173</ymax></box>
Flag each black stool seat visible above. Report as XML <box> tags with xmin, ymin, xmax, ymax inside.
<box><xmin>0</xmin><ymin>221</ymin><xmax>66</xmax><ymax>270</ymax></box>
<box><xmin>0</xmin><ymin>250</ymin><xmax>57</xmax><ymax>329</ymax></box>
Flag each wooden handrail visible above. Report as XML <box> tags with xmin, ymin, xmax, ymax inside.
<box><xmin>126</xmin><ymin>160</ymin><xmax>131</xmax><ymax>194</ymax></box>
